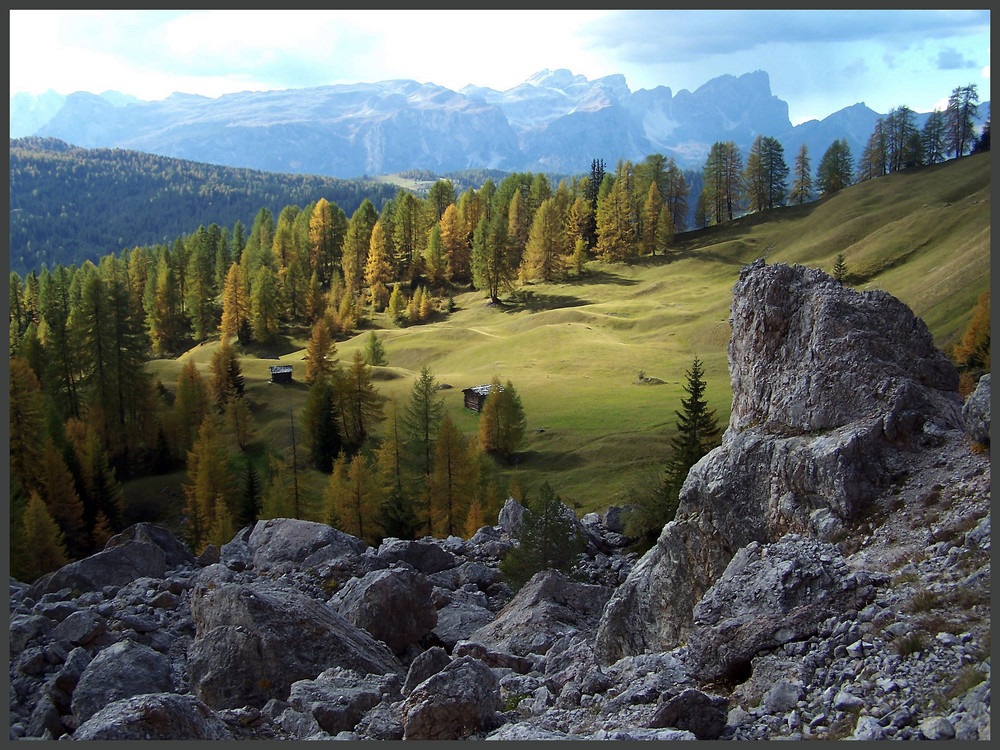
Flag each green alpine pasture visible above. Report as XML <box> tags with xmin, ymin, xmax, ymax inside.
<box><xmin>140</xmin><ymin>152</ymin><xmax>991</xmax><ymax>516</ymax></box>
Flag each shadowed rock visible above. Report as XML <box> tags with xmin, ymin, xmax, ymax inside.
<box><xmin>401</xmin><ymin>655</ymin><xmax>500</xmax><ymax>740</ymax></box>
<box><xmin>104</xmin><ymin>523</ymin><xmax>197</xmax><ymax>571</ymax></box>
<box><xmin>71</xmin><ymin>639</ymin><xmax>175</xmax><ymax>724</ymax></box>
<box><xmin>188</xmin><ymin>580</ymin><xmax>402</xmax><ymax>709</ymax></box>
<box><xmin>245</xmin><ymin>518</ymin><xmax>366</xmax><ymax>571</ymax></box>
<box><xmin>73</xmin><ymin>693</ymin><xmax>231</xmax><ymax>741</ymax></box>
<box><xmin>470</xmin><ymin>569</ymin><xmax>612</xmax><ymax>657</ymax></box>
<box><xmin>28</xmin><ymin>542</ymin><xmax>166</xmax><ymax>599</ymax></box>
<box><xmin>332</xmin><ymin>568</ymin><xmax>437</xmax><ymax>656</ymax></box>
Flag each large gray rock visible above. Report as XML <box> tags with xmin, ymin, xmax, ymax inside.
<box><xmin>648</xmin><ymin>688</ymin><xmax>729</xmax><ymax>740</ymax></box>
<box><xmin>963</xmin><ymin>373</ymin><xmax>990</xmax><ymax>445</ymax></box>
<box><xmin>245</xmin><ymin>517</ymin><xmax>366</xmax><ymax>571</ymax></box>
<box><xmin>187</xmin><ymin>579</ymin><xmax>402</xmax><ymax>709</ymax></box>
<box><xmin>470</xmin><ymin>569</ymin><xmax>612</xmax><ymax>656</ymax></box>
<box><xmin>332</xmin><ymin>568</ymin><xmax>437</xmax><ymax>655</ymax></box>
<box><xmin>73</xmin><ymin>693</ymin><xmax>231</xmax><ymax>741</ymax></box>
<box><xmin>594</xmin><ymin>260</ymin><xmax>963</xmax><ymax>664</ymax></box>
<box><xmin>432</xmin><ymin>599</ymin><xmax>495</xmax><ymax>650</ymax></box>
<box><xmin>401</xmin><ymin>655</ymin><xmax>501</xmax><ymax>740</ymax></box>
<box><xmin>376</xmin><ymin>538</ymin><xmax>458</xmax><ymax>574</ymax></box>
<box><xmin>402</xmin><ymin>646</ymin><xmax>451</xmax><ymax>697</ymax></box>
<box><xmin>287</xmin><ymin>667</ymin><xmax>401</xmax><ymax>735</ymax></box>
<box><xmin>71</xmin><ymin>639</ymin><xmax>175</xmax><ymax>724</ymax></box>
<box><xmin>104</xmin><ymin>522</ymin><xmax>196</xmax><ymax>571</ymax></box>
<box><xmin>27</xmin><ymin>542</ymin><xmax>167</xmax><ymax>599</ymax></box>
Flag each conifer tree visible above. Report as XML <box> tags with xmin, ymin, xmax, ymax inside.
<box><xmin>38</xmin><ymin>437</ymin><xmax>87</xmax><ymax>558</ymax></box>
<box><xmin>250</xmin><ymin>266</ymin><xmax>280</xmax><ymax>344</ymax></box>
<box><xmin>208</xmin><ymin>493</ymin><xmax>237</xmax><ymax>550</ymax></box>
<box><xmin>183</xmin><ymin>416</ymin><xmax>238</xmax><ymax>552</ymax></box>
<box><xmin>439</xmin><ymin>203</ymin><xmax>470</xmax><ymax>284</ymax></box>
<box><xmin>424</xmin><ymin>223</ymin><xmax>447</xmax><ymax>286</ymax></box>
<box><xmin>15</xmin><ymin>492</ymin><xmax>69</xmax><ymax>583</ymax></box>
<box><xmin>952</xmin><ymin>290</ymin><xmax>990</xmax><ymax>372</ymax></box>
<box><xmin>817</xmin><ymin>139</ymin><xmax>854</xmax><ymax>195</ymax></box>
<box><xmin>428</xmin><ymin>413</ymin><xmax>477</xmax><ymax>538</ymax></box>
<box><xmin>341</xmin><ymin>350</ymin><xmax>385</xmax><ymax>450</ymax></box>
<box><xmin>670</xmin><ymin>357</ymin><xmax>721</xmax><ymax>480</ymax></box>
<box><xmin>520</xmin><ymin>197</ymin><xmax>566</xmax><ymax>282</ymax></box>
<box><xmin>479</xmin><ymin>377</ymin><xmax>527</xmax><ymax>462</ymax></box>
<box><xmin>403</xmin><ymin>365</ymin><xmax>446</xmax><ymax>478</ymax></box>
<box><xmin>365</xmin><ymin>220</ymin><xmax>393</xmax><ymax>310</ymax></box>
<box><xmin>208</xmin><ymin>337</ymin><xmax>245</xmax><ymax>410</ymax></box>
<box><xmin>471</xmin><ymin>204</ymin><xmax>515</xmax><ymax>304</ymax></box>
<box><xmin>788</xmin><ymin>143</ymin><xmax>814</xmax><ymax>205</ymax></box>
<box><xmin>220</xmin><ymin>262</ymin><xmax>250</xmax><ymax>342</ymax></box>
<box><xmin>832</xmin><ymin>254</ymin><xmax>848</xmax><ymax>284</ymax></box>
<box><xmin>324</xmin><ymin>453</ymin><xmax>384</xmax><ymax>545</ymax></box>
<box><xmin>302</xmin><ymin>376</ymin><xmax>342</xmax><ymax>472</ymax></box>
<box><xmin>363</xmin><ymin>330</ymin><xmax>388</xmax><ymax>367</ymax></box>
<box><xmin>175</xmin><ymin>358</ymin><xmax>209</xmax><ymax>453</ymax></box>
<box><xmin>640</xmin><ymin>182</ymin><xmax>663</xmax><ymax>256</ymax></box>
<box><xmin>387</xmin><ymin>283</ymin><xmax>407</xmax><ymax>324</ymax></box>
<box><xmin>305</xmin><ymin>318</ymin><xmax>338</xmax><ymax>384</ymax></box>
<box><xmin>499</xmin><ymin>482</ymin><xmax>584</xmax><ymax>588</ymax></box>
<box><xmin>342</xmin><ymin>199</ymin><xmax>379</xmax><ymax>295</ymax></box>
<box><xmin>9</xmin><ymin>355</ymin><xmax>46</xmax><ymax>493</ymax></box>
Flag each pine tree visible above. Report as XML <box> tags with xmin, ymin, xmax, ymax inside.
<box><xmin>520</xmin><ymin>197</ymin><xmax>566</xmax><ymax>282</ymax></box>
<box><xmin>387</xmin><ymin>283</ymin><xmax>407</xmax><ymax>325</ymax></box>
<box><xmin>832</xmin><ymin>254</ymin><xmax>848</xmax><ymax>284</ymax></box>
<box><xmin>324</xmin><ymin>453</ymin><xmax>384</xmax><ymax>545</ymax></box>
<box><xmin>670</xmin><ymin>357</ymin><xmax>721</xmax><ymax>479</ymax></box>
<box><xmin>499</xmin><ymin>482</ymin><xmax>584</xmax><ymax>588</ymax></box>
<box><xmin>15</xmin><ymin>492</ymin><xmax>69</xmax><ymax>583</ymax></box>
<box><xmin>38</xmin><ymin>437</ymin><xmax>87</xmax><ymax>558</ymax></box>
<box><xmin>208</xmin><ymin>336</ymin><xmax>245</xmax><ymax>410</ymax></box>
<box><xmin>479</xmin><ymin>377</ymin><xmax>527</xmax><ymax>462</ymax></box>
<box><xmin>250</xmin><ymin>266</ymin><xmax>280</xmax><ymax>344</ymax></box>
<box><xmin>428</xmin><ymin>413</ymin><xmax>477</xmax><ymax>538</ymax></box>
<box><xmin>302</xmin><ymin>376</ymin><xmax>342</xmax><ymax>472</ymax></box>
<box><xmin>305</xmin><ymin>318</ymin><xmax>338</xmax><ymax>384</ymax></box>
<box><xmin>788</xmin><ymin>143</ymin><xmax>814</xmax><ymax>205</ymax></box>
<box><xmin>220</xmin><ymin>262</ymin><xmax>250</xmax><ymax>342</ymax></box>
<box><xmin>363</xmin><ymin>330</ymin><xmax>388</xmax><ymax>367</ymax></box>
<box><xmin>817</xmin><ymin>139</ymin><xmax>854</xmax><ymax>195</ymax></box>
<box><xmin>946</xmin><ymin>83</ymin><xmax>980</xmax><ymax>157</ymax></box>
<box><xmin>183</xmin><ymin>416</ymin><xmax>238</xmax><ymax>552</ymax></box>
<box><xmin>341</xmin><ymin>350</ymin><xmax>385</xmax><ymax>450</ymax></box>
<box><xmin>403</xmin><ymin>365</ymin><xmax>446</xmax><ymax>479</ymax></box>
<box><xmin>174</xmin><ymin>358</ymin><xmax>209</xmax><ymax>453</ymax></box>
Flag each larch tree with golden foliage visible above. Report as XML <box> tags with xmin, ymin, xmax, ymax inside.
<box><xmin>183</xmin><ymin>416</ymin><xmax>239</xmax><ymax>553</ymax></box>
<box><xmin>13</xmin><ymin>492</ymin><xmax>69</xmax><ymax>583</ymax></box>
<box><xmin>324</xmin><ymin>453</ymin><xmax>384</xmax><ymax>545</ymax></box>
<box><xmin>429</xmin><ymin>413</ymin><xmax>478</xmax><ymax>538</ymax></box>
<box><xmin>220</xmin><ymin>262</ymin><xmax>250</xmax><ymax>342</ymax></box>
<box><xmin>478</xmin><ymin>377</ymin><xmax>527</xmax><ymax>463</ymax></box>
<box><xmin>520</xmin><ymin>197</ymin><xmax>566</xmax><ymax>282</ymax></box>
<box><xmin>305</xmin><ymin>318</ymin><xmax>338</xmax><ymax>385</ymax></box>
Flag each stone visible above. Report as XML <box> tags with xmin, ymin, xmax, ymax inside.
<box><xmin>332</xmin><ymin>568</ymin><xmax>437</xmax><ymax>655</ymax></box>
<box><xmin>470</xmin><ymin>569</ymin><xmax>612</xmax><ymax>656</ymax></box>
<box><xmin>962</xmin><ymin>373</ymin><xmax>990</xmax><ymax>445</ymax></box>
<box><xmin>187</xmin><ymin>579</ymin><xmax>401</xmax><ymax>709</ymax></box>
<box><xmin>648</xmin><ymin>688</ymin><xmax>729</xmax><ymax>740</ymax></box>
<box><xmin>28</xmin><ymin>542</ymin><xmax>167</xmax><ymax>599</ymax></box>
<box><xmin>760</xmin><ymin>679</ymin><xmax>804</xmax><ymax>714</ymax></box>
<box><xmin>853</xmin><ymin>715</ymin><xmax>886</xmax><ymax>740</ymax></box>
<box><xmin>401</xmin><ymin>656</ymin><xmax>501</xmax><ymax>740</ymax></box>
<box><xmin>431</xmin><ymin>599</ymin><xmax>495</xmax><ymax>650</ymax></box>
<box><xmin>245</xmin><ymin>517</ymin><xmax>366</xmax><ymax>571</ymax></box>
<box><xmin>595</xmin><ymin>261</ymin><xmax>961</xmax><ymax>665</ymax></box>
<box><xmin>9</xmin><ymin>614</ymin><xmax>53</xmax><ymax>653</ymax></box>
<box><xmin>402</xmin><ymin>646</ymin><xmax>452</xmax><ymax>696</ymax></box>
<box><xmin>287</xmin><ymin>668</ymin><xmax>399</xmax><ymax>735</ymax></box>
<box><xmin>73</xmin><ymin>693</ymin><xmax>231</xmax><ymax>740</ymax></box>
<box><xmin>104</xmin><ymin>522</ymin><xmax>197</xmax><ymax>571</ymax></box>
<box><xmin>497</xmin><ymin>497</ymin><xmax>525</xmax><ymax>535</ymax></box>
<box><xmin>72</xmin><ymin>639</ymin><xmax>175</xmax><ymax>724</ymax></box>
<box><xmin>918</xmin><ymin>715</ymin><xmax>956</xmax><ymax>740</ymax></box>
<box><xmin>376</xmin><ymin>538</ymin><xmax>458</xmax><ymax>574</ymax></box>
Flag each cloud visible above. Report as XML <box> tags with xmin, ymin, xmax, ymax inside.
<box><xmin>580</xmin><ymin>9</ymin><xmax>990</xmax><ymax>64</ymax></box>
<box><xmin>935</xmin><ymin>47</ymin><xmax>977</xmax><ymax>70</ymax></box>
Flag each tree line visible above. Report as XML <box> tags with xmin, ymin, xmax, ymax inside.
<box><xmin>696</xmin><ymin>83</ymin><xmax>987</xmax><ymax>227</ymax></box>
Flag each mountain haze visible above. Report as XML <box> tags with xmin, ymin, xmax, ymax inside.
<box><xmin>13</xmin><ymin>70</ymin><xmax>985</xmax><ymax>178</ymax></box>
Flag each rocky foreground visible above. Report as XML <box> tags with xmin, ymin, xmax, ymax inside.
<box><xmin>9</xmin><ymin>261</ymin><xmax>990</xmax><ymax>741</ymax></box>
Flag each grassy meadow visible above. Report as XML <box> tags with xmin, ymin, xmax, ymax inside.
<box><xmin>136</xmin><ymin>152</ymin><xmax>991</xmax><ymax>520</ymax></box>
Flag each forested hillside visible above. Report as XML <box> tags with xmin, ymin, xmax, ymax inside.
<box><xmin>8</xmin><ymin>137</ymin><xmax>400</xmax><ymax>275</ymax></box>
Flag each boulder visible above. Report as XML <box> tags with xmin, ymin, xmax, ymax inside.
<box><xmin>104</xmin><ymin>523</ymin><xmax>196</xmax><ymax>571</ymax></box>
<box><xmin>332</xmin><ymin>568</ymin><xmax>437</xmax><ymax>656</ymax></box>
<box><xmin>376</xmin><ymin>538</ymin><xmax>458</xmax><ymax>574</ymax></box>
<box><xmin>245</xmin><ymin>518</ymin><xmax>366</xmax><ymax>571</ymax></box>
<box><xmin>402</xmin><ymin>646</ymin><xmax>451</xmax><ymax>696</ymax></box>
<box><xmin>648</xmin><ymin>688</ymin><xmax>729</xmax><ymax>740</ymax></box>
<box><xmin>187</xmin><ymin>579</ymin><xmax>402</xmax><ymax>709</ymax></box>
<box><xmin>287</xmin><ymin>667</ymin><xmax>401</xmax><ymax>735</ymax></box>
<box><xmin>594</xmin><ymin>260</ymin><xmax>963</xmax><ymax>664</ymax></box>
<box><xmin>963</xmin><ymin>373</ymin><xmax>990</xmax><ymax>445</ymax></box>
<box><xmin>51</xmin><ymin>609</ymin><xmax>107</xmax><ymax>647</ymax></box>
<box><xmin>432</xmin><ymin>599</ymin><xmax>495</xmax><ymax>650</ymax></box>
<box><xmin>497</xmin><ymin>497</ymin><xmax>525</xmax><ymax>535</ymax></box>
<box><xmin>28</xmin><ymin>542</ymin><xmax>167</xmax><ymax>599</ymax></box>
<box><xmin>73</xmin><ymin>693</ymin><xmax>231</xmax><ymax>741</ymax></box>
<box><xmin>71</xmin><ymin>639</ymin><xmax>175</xmax><ymax>724</ymax></box>
<box><xmin>401</xmin><ymin>655</ymin><xmax>501</xmax><ymax>740</ymax></box>
<box><xmin>470</xmin><ymin>569</ymin><xmax>612</xmax><ymax>656</ymax></box>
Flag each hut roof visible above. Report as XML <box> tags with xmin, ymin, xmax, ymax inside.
<box><xmin>269</xmin><ymin>365</ymin><xmax>294</xmax><ymax>374</ymax></box>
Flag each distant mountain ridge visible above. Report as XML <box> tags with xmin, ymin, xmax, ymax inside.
<box><xmin>11</xmin><ymin>69</ymin><xmax>988</xmax><ymax>178</ymax></box>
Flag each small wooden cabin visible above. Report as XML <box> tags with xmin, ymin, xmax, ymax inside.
<box><xmin>463</xmin><ymin>383</ymin><xmax>503</xmax><ymax>412</ymax></box>
<box><xmin>269</xmin><ymin>365</ymin><xmax>294</xmax><ymax>383</ymax></box>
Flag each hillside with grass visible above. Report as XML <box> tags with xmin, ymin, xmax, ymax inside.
<box><xmin>136</xmin><ymin>152</ymin><xmax>990</xmax><ymax>520</ymax></box>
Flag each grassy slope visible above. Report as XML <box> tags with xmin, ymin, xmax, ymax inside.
<box><xmin>137</xmin><ymin>153</ymin><xmax>991</xmax><ymax>518</ymax></box>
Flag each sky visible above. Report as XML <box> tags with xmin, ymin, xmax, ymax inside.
<box><xmin>8</xmin><ymin>9</ymin><xmax>990</xmax><ymax>126</ymax></box>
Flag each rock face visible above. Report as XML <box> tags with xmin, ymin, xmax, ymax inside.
<box><xmin>963</xmin><ymin>373</ymin><xmax>990</xmax><ymax>445</ymax></box>
<box><xmin>595</xmin><ymin>260</ymin><xmax>965</xmax><ymax>664</ymax></box>
<box><xmin>188</xmin><ymin>580</ymin><xmax>402</xmax><ymax>709</ymax></box>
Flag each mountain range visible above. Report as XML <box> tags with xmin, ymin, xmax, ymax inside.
<box><xmin>10</xmin><ymin>69</ymin><xmax>989</xmax><ymax>179</ymax></box>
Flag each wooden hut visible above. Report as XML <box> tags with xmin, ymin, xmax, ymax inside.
<box><xmin>269</xmin><ymin>365</ymin><xmax>294</xmax><ymax>383</ymax></box>
<box><xmin>462</xmin><ymin>383</ymin><xmax>503</xmax><ymax>412</ymax></box>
